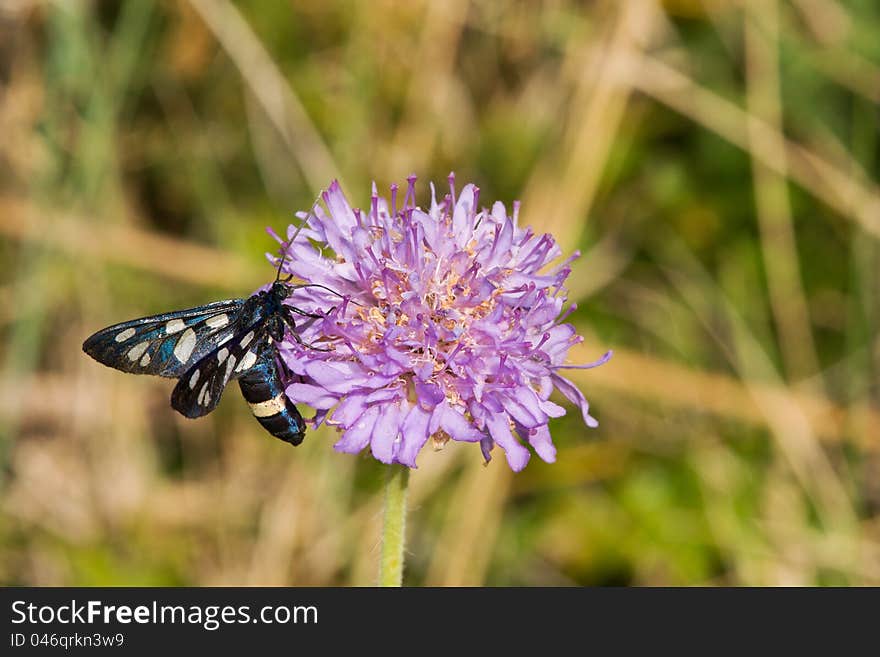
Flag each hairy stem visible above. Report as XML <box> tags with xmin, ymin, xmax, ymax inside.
<box><xmin>378</xmin><ymin>464</ymin><xmax>410</xmax><ymax>586</ymax></box>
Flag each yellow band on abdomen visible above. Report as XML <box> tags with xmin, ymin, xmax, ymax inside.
<box><xmin>248</xmin><ymin>394</ymin><xmax>286</xmax><ymax>418</ymax></box>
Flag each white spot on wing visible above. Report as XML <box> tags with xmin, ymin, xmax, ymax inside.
<box><xmin>166</xmin><ymin>319</ymin><xmax>186</xmax><ymax>334</ymax></box>
<box><xmin>139</xmin><ymin>353</ymin><xmax>151</xmax><ymax>366</ymax></box>
<box><xmin>206</xmin><ymin>314</ymin><xmax>229</xmax><ymax>329</ymax></box>
<box><xmin>217</xmin><ymin>348</ymin><xmax>229</xmax><ymax>364</ymax></box>
<box><xmin>115</xmin><ymin>327</ymin><xmax>136</xmax><ymax>342</ymax></box>
<box><xmin>239</xmin><ymin>331</ymin><xmax>255</xmax><ymax>349</ymax></box>
<box><xmin>189</xmin><ymin>369</ymin><xmax>200</xmax><ymax>390</ymax></box>
<box><xmin>224</xmin><ymin>355</ymin><xmax>237</xmax><ymax>384</ymax></box>
<box><xmin>198</xmin><ymin>382</ymin><xmax>208</xmax><ymax>406</ymax></box>
<box><xmin>173</xmin><ymin>328</ymin><xmax>197</xmax><ymax>363</ymax></box>
<box><xmin>127</xmin><ymin>341</ymin><xmax>150</xmax><ymax>361</ymax></box>
<box><xmin>236</xmin><ymin>351</ymin><xmax>257</xmax><ymax>372</ymax></box>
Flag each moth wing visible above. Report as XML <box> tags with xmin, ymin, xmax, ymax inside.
<box><xmin>170</xmin><ymin>322</ymin><xmax>268</xmax><ymax>418</ymax></box>
<box><xmin>82</xmin><ymin>299</ymin><xmax>246</xmax><ymax>378</ymax></box>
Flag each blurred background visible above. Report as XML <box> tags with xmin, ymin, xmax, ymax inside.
<box><xmin>1</xmin><ymin>0</ymin><xmax>878</xmax><ymax>586</ymax></box>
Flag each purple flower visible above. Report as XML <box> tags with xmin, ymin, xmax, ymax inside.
<box><xmin>271</xmin><ymin>175</ymin><xmax>610</xmax><ymax>471</ymax></box>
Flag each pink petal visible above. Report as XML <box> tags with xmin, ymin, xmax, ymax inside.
<box><xmin>525</xmin><ymin>424</ymin><xmax>557</xmax><ymax>463</ymax></box>
<box><xmin>415</xmin><ymin>380</ymin><xmax>444</xmax><ymax>410</ymax></box>
<box><xmin>334</xmin><ymin>405</ymin><xmax>380</xmax><ymax>454</ymax></box>
<box><xmin>485</xmin><ymin>413</ymin><xmax>530</xmax><ymax>472</ymax></box>
<box><xmin>285</xmin><ymin>383</ymin><xmax>338</xmax><ymax>409</ymax></box>
<box><xmin>552</xmin><ymin>373</ymin><xmax>598</xmax><ymax>428</ymax></box>
<box><xmin>370</xmin><ymin>402</ymin><xmax>401</xmax><ymax>464</ymax></box>
<box><xmin>452</xmin><ymin>184</ymin><xmax>477</xmax><ymax>243</ymax></box>
<box><xmin>396</xmin><ymin>405</ymin><xmax>431</xmax><ymax>468</ymax></box>
<box><xmin>499</xmin><ymin>390</ymin><xmax>548</xmax><ymax>429</ymax></box>
<box><xmin>539</xmin><ymin>399</ymin><xmax>567</xmax><ymax>418</ymax></box>
<box><xmin>330</xmin><ymin>393</ymin><xmax>367</xmax><ymax>427</ymax></box>
<box><xmin>440</xmin><ymin>405</ymin><xmax>484</xmax><ymax>442</ymax></box>
<box><xmin>305</xmin><ymin>360</ymin><xmax>396</xmax><ymax>393</ymax></box>
<box><xmin>323</xmin><ymin>180</ymin><xmax>358</xmax><ymax>230</ymax></box>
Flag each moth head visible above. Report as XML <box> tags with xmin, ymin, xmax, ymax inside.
<box><xmin>271</xmin><ymin>280</ymin><xmax>294</xmax><ymax>301</ymax></box>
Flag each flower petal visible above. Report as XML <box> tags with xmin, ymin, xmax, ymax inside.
<box><xmin>499</xmin><ymin>390</ymin><xmax>547</xmax><ymax>429</ymax></box>
<box><xmin>334</xmin><ymin>405</ymin><xmax>380</xmax><ymax>454</ymax></box>
<box><xmin>323</xmin><ymin>180</ymin><xmax>358</xmax><ymax>231</ymax></box>
<box><xmin>396</xmin><ymin>404</ymin><xmax>431</xmax><ymax>468</ymax></box>
<box><xmin>485</xmin><ymin>413</ymin><xmax>530</xmax><ymax>472</ymax></box>
<box><xmin>542</xmin><ymin>324</ymin><xmax>577</xmax><ymax>360</ymax></box>
<box><xmin>365</xmin><ymin>388</ymin><xmax>402</xmax><ymax>404</ymax></box>
<box><xmin>312</xmin><ymin>408</ymin><xmax>330</xmax><ymax>427</ymax></box>
<box><xmin>285</xmin><ymin>383</ymin><xmax>338</xmax><ymax>409</ymax></box>
<box><xmin>480</xmin><ymin>436</ymin><xmax>494</xmax><ymax>463</ymax></box>
<box><xmin>539</xmin><ymin>399</ymin><xmax>567</xmax><ymax>418</ymax></box>
<box><xmin>305</xmin><ymin>360</ymin><xmax>396</xmax><ymax>393</ymax></box>
<box><xmin>525</xmin><ymin>424</ymin><xmax>557</xmax><ymax>463</ymax></box>
<box><xmin>552</xmin><ymin>373</ymin><xmax>598</xmax><ymax>428</ymax></box>
<box><xmin>452</xmin><ymin>184</ymin><xmax>477</xmax><ymax>243</ymax></box>
<box><xmin>330</xmin><ymin>393</ymin><xmax>367</xmax><ymax>427</ymax></box>
<box><xmin>415</xmin><ymin>380</ymin><xmax>445</xmax><ymax>410</ymax></box>
<box><xmin>370</xmin><ymin>402</ymin><xmax>401</xmax><ymax>464</ymax></box>
<box><xmin>440</xmin><ymin>405</ymin><xmax>484</xmax><ymax>442</ymax></box>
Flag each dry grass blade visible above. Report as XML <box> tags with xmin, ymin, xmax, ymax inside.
<box><xmin>622</xmin><ymin>53</ymin><xmax>880</xmax><ymax>239</ymax></box>
<box><xmin>657</xmin><ymin>240</ymin><xmax>858</xmax><ymax>533</ymax></box>
<box><xmin>385</xmin><ymin>0</ymin><xmax>469</xmax><ymax>176</ymax></box>
<box><xmin>0</xmin><ymin>196</ymin><xmax>259</xmax><ymax>289</ymax></box>
<box><xmin>187</xmin><ymin>0</ymin><xmax>342</xmax><ymax>194</ymax></box>
<box><xmin>521</xmin><ymin>0</ymin><xmax>655</xmax><ymax>250</ymax></box>
<box><xmin>789</xmin><ymin>0</ymin><xmax>852</xmax><ymax>46</ymax></box>
<box><xmin>808</xmin><ymin>49</ymin><xmax>880</xmax><ymax>105</ymax></box>
<box><xmin>745</xmin><ymin>0</ymin><xmax>822</xmax><ymax>386</ymax></box>
<box><xmin>566</xmin><ymin>342</ymin><xmax>880</xmax><ymax>451</ymax></box>
<box><xmin>424</xmin><ymin>458</ymin><xmax>512</xmax><ymax>586</ymax></box>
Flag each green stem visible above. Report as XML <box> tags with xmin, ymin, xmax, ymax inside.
<box><xmin>378</xmin><ymin>464</ymin><xmax>410</xmax><ymax>586</ymax></box>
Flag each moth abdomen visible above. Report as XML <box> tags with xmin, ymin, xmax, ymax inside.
<box><xmin>251</xmin><ymin>400</ymin><xmax>306</xmax><ymax>446</ymax></box>
<box><xmin>238</xmin><ymin>352</ymin><xmax>306</xmax><ymax>446</ymax></box>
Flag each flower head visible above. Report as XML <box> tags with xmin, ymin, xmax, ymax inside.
<box><xmin>271</xmin><ymin>175</ymin><xmax>610</xmax><ymax>471</ymax></box>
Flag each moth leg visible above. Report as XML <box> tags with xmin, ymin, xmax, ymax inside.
<box><xmin>274</xmin><ymin>351</ymin><xmax>295</xmax><ymax>380</ymax></box>
<box><xmin>290</xmin><ymin>330</ymin><xmax>332</xmax><ymax>352</ymax></box>
<box><xmin>283</xmin><ymin>306</ymin><xmax>330</xmax><ymax>352</ymax></box>
<box><xmin>288</xmin><ymin>306</ymin><xmax>324</xmax><ymax>320</ymax></box>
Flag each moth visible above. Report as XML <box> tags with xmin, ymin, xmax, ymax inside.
<box><xmin>82</xmin><ymin>241</ymin><xmax>335</xmax><ymax>446</ymax></box>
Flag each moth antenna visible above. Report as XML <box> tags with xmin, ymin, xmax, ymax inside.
<box><xmin>287</xmin><ymin>283</ymin><xmax>364</xmax><ymax>307</ymax></box>
<box><xmin>274</xmin><ymin>245</ymin><xmax>289</xmax><ymax>282</ymax></box>
<box><xmin>274</xmin><ymin>196</ymin><xmax>321</xmax><ymax>282</ymax></box>
<box><xmin>273</xmin><ymin>221</ymin><xmax>300</xmax><ymax>282</ymax></box>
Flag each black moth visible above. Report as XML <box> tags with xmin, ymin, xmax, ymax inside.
<box><xmin>82</xmin><ymin>243</ymin><xmax>333</xmax><ymax>446</ymax></box>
